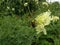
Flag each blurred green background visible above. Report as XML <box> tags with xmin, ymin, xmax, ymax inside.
<box><xmin>0</xmin><ymin>0</ymin><xmax>60</xmax><ymax>45</ymax></box>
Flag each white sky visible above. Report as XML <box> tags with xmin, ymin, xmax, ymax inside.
<box><xmin>46</xmin><ymin>0</ymin><xmax>60</xmax><ymax>3</ymax></box>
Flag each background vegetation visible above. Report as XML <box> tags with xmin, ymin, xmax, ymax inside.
<box><xmin>0</xmin><ymin>0</ymin><xmax>60</xmax><ymax>45</ymax></box>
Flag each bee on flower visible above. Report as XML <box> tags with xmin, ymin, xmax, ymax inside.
<box><xmin>31</xmin><ymin>20</ymin><xmax>36</xmax><ymax>28</ymax></box>
<box><xmin>35</xmin><ymin>11</ymin><xmax>52</xmax><ymax>35</ymax></box>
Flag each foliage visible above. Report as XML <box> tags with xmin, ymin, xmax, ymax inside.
<box><xmin>0</xmin><ymin>16</ymin><xmax>36</xmax><ymax>45</ymax></box>
<box><xmin>0</xmin><ymin>0</ymin><xmax>60</xmax><ymax>45</ymax></box>
<box><xmin>0</xmin><ymin>0</ymin><xmax>40</xmax><ymax>16</ymax></box>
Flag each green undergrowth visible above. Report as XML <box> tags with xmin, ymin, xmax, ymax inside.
<box><xmin>0</xmin><ymin>1</ymin><xmax>60</xmax><ymax>45</ymax></box>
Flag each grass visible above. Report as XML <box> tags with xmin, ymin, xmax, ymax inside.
<box><xmin>0</xmin><ymin>2</ymin><xmax>60</xmax><ymax>45</ymax></box>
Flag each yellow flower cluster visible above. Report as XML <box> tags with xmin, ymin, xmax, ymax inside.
<box><xmin>35</xmin><ymin>11</ymin><xmax>51</xmax><ymax>26</ymax></box>
<box><xmin>35</xmin><ymin>11</ymin><xmax>59</xmax><ymax>35</ymax></box>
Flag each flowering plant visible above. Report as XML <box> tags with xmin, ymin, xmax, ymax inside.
<box><xmin>35</xmin><ymin>10</ymin><xmax>59</xmax><ymax>35</ymax></box>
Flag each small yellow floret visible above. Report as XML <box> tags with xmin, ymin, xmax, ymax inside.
<box><xmin>42</xmin><ymin>2</ymin><xmax>49</xmax><ymax>7</ymax></box>
<box><xmin>52</xmin><ymin>16</ymin><xmax>59</xmax><ymax>22</ymax></box>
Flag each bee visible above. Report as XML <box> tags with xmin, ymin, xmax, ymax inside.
<box><xmin>31</xmin><ymin>20</ymin><xmax>36</xmax><ymax>28</ymax></box>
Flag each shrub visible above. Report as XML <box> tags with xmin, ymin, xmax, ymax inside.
<box><xmin>0</xmin><ymin>16</ymin><xmax>36</xmax><ymax>45</ymax></box>
<box><xmin>0</xmin><ymin>0</ymin><xmax>40</xmax><ymax>16</ymax></box>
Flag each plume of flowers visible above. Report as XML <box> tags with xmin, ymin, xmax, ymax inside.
<box><xmin>35</xmin><ymin>10</ymin><xmax>59</xmax><ymax>35</ymax></box>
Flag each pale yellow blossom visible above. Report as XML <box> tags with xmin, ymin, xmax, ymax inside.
<box><xmin>12</xmin><ymin>8</ymin><xmax>15</xmax><ymax>11</ymax></box>
<box><xmin>35</xmin><ymin>24</ymin><xmax>47</xmax><ymax>35</ymax></box>
<box><xmin>52</xmin><ymin>16</ymin><xmax>59</xmax><ymax>22</ymax></box>
<box><xmin>7</xmin><ymin>6</ymin><xmax>10</xmax><ymax>9</ymax></box>
<box><xmin>42</xmin><ymin>2</ymin><xmax>49</xmax><ymax>7</ymax></box>
<box><xmin>35</xmin><ymin>10</ymin><xmax>59</xmax><ymax>35</ymax></box>
<box><xmin>24</xmin><ymin>3</ymin><xmax>28</xmax><ymax>6</ymax></box>
<box><xmin>35</xmin><ymin>11</ymin><xmax>51</xmax><ymax>26</ymax></box>
<box><xmin>35</xmin><ymin>11</ymin><xmax>52</xmax><ymax>35</ymax></box>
